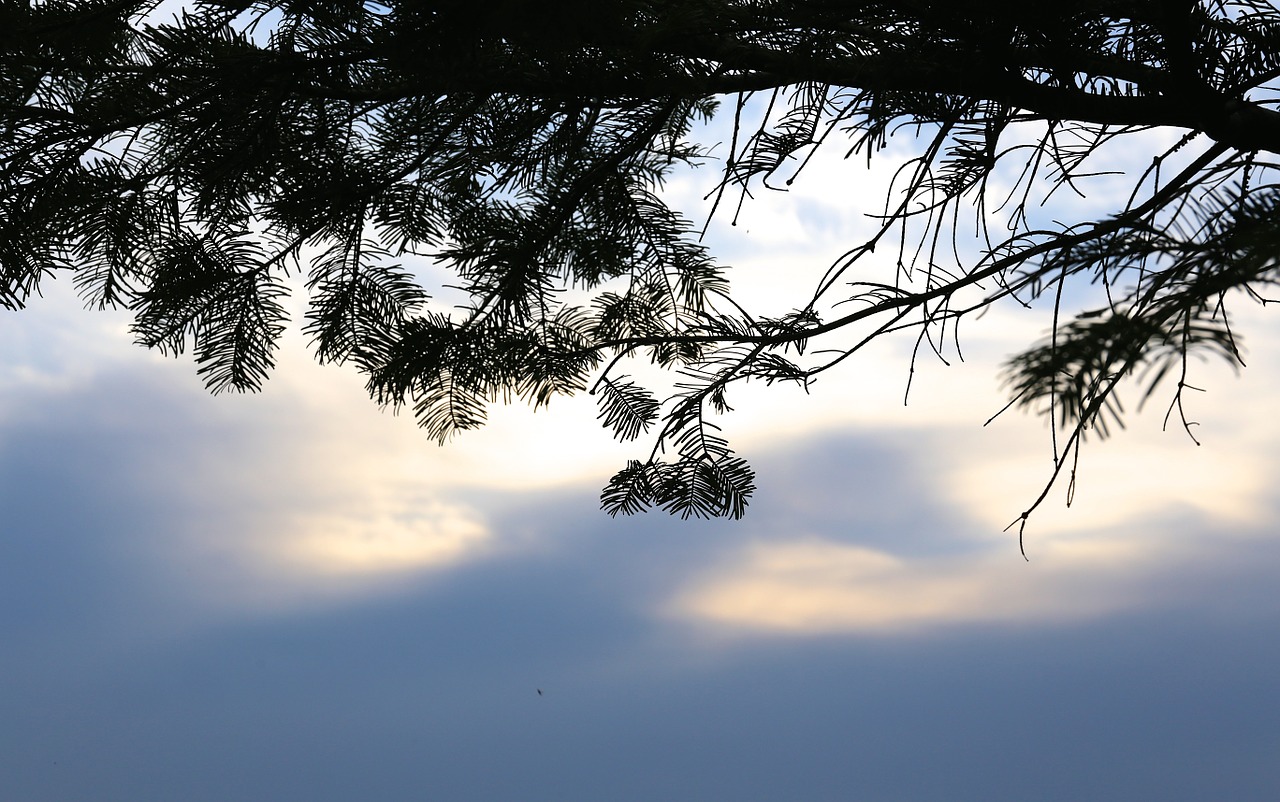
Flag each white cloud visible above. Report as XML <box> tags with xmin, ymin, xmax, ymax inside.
<box><xmin>266</xmin><ymin>497</ymin><xmax>491</xmax><ymax>575</ymax></box>
<box><xmin>165</xmin><ymin>491</ymin><xmax>498</xmax><ymax>618</ymax></box>
<box><xmin>665</xmin><ymin>522</ymin><xmax>1247</xmax><ymax>636</ymax></box>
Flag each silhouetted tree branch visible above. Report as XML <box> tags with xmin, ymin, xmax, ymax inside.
<box><xmin>4</xmin><ymin>0</ymin><xmax>1280</xmax><ymax>525</ymax></box>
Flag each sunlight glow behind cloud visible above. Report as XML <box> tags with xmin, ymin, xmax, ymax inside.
<box><xmin>274</xmin><ymin>498</ymin><xmax>491</xmax><ymax>574</ymax></box>
<box><xmin>669</xmin><ymin>532</ymin><xmax>1183</xmax><ymax>635</ymax></box>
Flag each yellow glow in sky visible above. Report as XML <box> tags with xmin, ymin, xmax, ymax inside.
<box><xmin>669</xmin><ymin>535</ymin><xmax>1163</xmax><ymax>635</ymax></box>
<box><xmin>279</xmin><ymin>499</ymin><xmax>491</xmax><ymax>574</ymax></box>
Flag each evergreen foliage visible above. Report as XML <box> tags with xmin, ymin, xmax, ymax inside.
<box><xmin>4</xmin><ymin>0</ymin><xmax>1280</xmax><ymax>523</ymax></box>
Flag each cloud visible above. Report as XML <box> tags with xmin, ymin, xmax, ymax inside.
<box><xmin>664</xmin><ymin>513</ymin><xmax>1268</xmax><ymax>636</ymax></box>
<box><xmin>270</xmin><ymin>498</ymin><xmax>490</xmax><ymax>574</ymax></box>
<box><xmin>668</xmin><ymin>535</ymin><xmax>1118</xmax><ymax>634</ymax></box>
<box><xmin>936</xmin><ymin>298</ymin><xmax>1280</xmax><ymax>537</ymax></box>
<box><xmin>661</xmin><ymin>340</ymin><xmax>1280</xmax><ymax>638</ymax></box>
<box><xmin>664</xmin><ymin>320</ymin><xmax>1280</xmax><ymax>638</ymax></box>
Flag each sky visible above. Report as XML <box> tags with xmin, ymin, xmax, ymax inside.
<box><xmin>5</xmin><ymin>45</ymin><xmax>1280</xmax><ymax>802</ymax></box>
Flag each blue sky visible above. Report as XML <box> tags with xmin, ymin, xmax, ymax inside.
<box><xmin>5</xmin><ymin>84</ymin><xmax>1280</xmax><ymax>800</ymax></box>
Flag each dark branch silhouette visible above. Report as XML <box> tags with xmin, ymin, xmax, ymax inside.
<box><xmin>4</xmin><ymin>0</ymin><xmax>1279</xmax><ymax>526</ymax></box>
